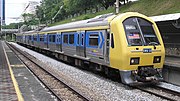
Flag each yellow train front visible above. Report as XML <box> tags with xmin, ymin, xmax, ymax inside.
<box><xmin>110</xmin><ymin>12</ymin><xmax>165</xmax><ymax>84</ymax></box>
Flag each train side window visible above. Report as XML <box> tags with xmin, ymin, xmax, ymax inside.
<box><xmin>44</xmin><ymin>34</ymin><xmax>48</xmax><ymax>43</ymax></box>
<box><xmin>107</xmin><ymin>32</ymin><xmax>110</xmax><ymax>47</ymax></box>
<box><xmin>111</xmin><ymin>33</ymin><xmax>114</xmax><ymax>48</ymax></box>
<box><xmin>69</xmin><ymin>34</ymin><xmax>74</xmax><ymax>45</ymax></box>
<box><xmin>77</xmin><ymin>34</ymin><xmax>79</xmax><ymax>45</ymax></box>
<box><xmin>56</xmin><ymin>34</ymin><xmax>61</xmax><ymax>44</ymax></box>
<box><xmin>33</xmin><ymin>35</ymin><xmax>37</xmax><ymax>41</ymax></box>
<box><xmin>81</xmin><ymin>34</ymin><xmax>84</xmax><ymax>46</ymax></box>
<box><xmin>89</xmin><ymin>34</ymin><xmax>99</xmax><ymax>47</ymax></box>
<box><xmin>39</xmin><ymin>35</ymin><xmax>44</xmax><ymax>42</ymax></box>
<box><xmin>29</xmin><ymin>35</ymin><xmax>32</xmax><ymax>40</ymax></box>
<box><xmin>63</xmin><ymin>34</ymin><xmax>68</xmax><ymax>44</ymax></box>
<box><xmin>49</xmin><ymin>35</ymin><xmax>56</xmax><ymax>43</ymax></box>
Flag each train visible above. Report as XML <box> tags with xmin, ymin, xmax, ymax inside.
<box><xmin>16</xmin><ymin>12</ymin><xmax>165</xmax><ymax>85</ymax></box>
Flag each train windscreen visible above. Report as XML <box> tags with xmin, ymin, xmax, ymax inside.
<box><xmin>123</xmin><ymin>17</ymin><xmax>160</xmax><ymax>46</ymax></box>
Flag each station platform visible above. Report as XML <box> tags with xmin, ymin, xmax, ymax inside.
<box><xmin>163</xmin><ymin>56</ymin><xmax>180</xmax><ymax>86</ymax></box>
<box><xmin>0</xmin><ymin>41</ymin><xmax>19</xmax><ymax>100</ymax></box>
<box><xmin>0</xmin><ymin>41</ymin><xmax>55</xmax><ymax>101</ymax></box>
<box><xmin>165</xmin><ymin>56</ymin><xmax>180</xmax><ymax>68</ymax></box>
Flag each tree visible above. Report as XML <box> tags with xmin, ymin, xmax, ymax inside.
<box><xmin>22</xmin><ymin>13</ymin><xmax>39</xmax><ymax>25</ymax></box>
<box><xmin>36</xmin><ymin>0</ymin><xmax>64</xmax><ymax>24</ymax></box>
<box><xmin>97</xmin><ymin>0</ymin><xmax>116</xmax><ymax>10</ymax></box>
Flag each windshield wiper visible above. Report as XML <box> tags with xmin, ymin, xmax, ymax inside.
<box><xmin>148</xmin><ymin>42</ymin><xmax>158</xmax><ymax>49</ymax></box>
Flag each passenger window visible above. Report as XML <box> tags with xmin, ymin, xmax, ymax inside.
<box><xmin>107</xmin><ymin>33</ymin><xmax>110</xmax><ymax>46</ymax></box>
<box><xmin>56</xmin><ymin>34</ymin><xmax>61</xmax><ymax>43</ymax></box>
<box><xmin>33</xmin><ymin>35</ymin><xmax>37</xmax><ymax>41</ymax></box>
<box><xmin>81</xmin><ymin>34</ymin><xmax>84</xmax><ymax>46</ymax></box>
<box><xmin>69</xmin><ymin>34</ymin><xmax>74</xmax><ymax>44</ymax></box>
<box><xmin>49</xmin><ymin>35</ymin><xmax>56</xmax><ymax>42</ymax></box>
<box><xmin>63</xmin><ymin>34</ymin><xmax>68</xmax><ymax>44</ymax></box>
<box><xmin>29</xmin><ymin>35</ymin><xmax>32</xmax><ymax>40</ymax></box>
<box><xmin>44</xmin><ymin>35</ymin><xmax>48</xmax><ymax>42</ymax></box>
<box><xmin>77</xmin><ymin>34</ymin><xmax>79</xmax><ymax>45</ymax></box>
<box><xmin>111</xmin><ymin>34</ymin><xmax>114</xmax><ymax>48</ymax></box>
<box><xmin>39</xmin><ymin>35</ymin><xmax>44</xmax><ymax>42</ymax></box>
<box><xmin>89</xmin><ymin>34</ymin><xmax>99</xmax><ymax>47</ymax></box>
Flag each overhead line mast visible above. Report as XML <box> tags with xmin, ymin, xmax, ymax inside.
<box><xmin>116</xmin><ymin>0</ymin><xmax>120</xmax><ymax>14</ymax></box>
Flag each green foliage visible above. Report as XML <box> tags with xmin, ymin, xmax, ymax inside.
<box><xmin>97</xmin><ymin>0</ymin><xmax>116</xmax><ymax>9</ymax></box>
<box><xmin>83</xmin><ymin>15</ymin><xmax>91</xmax><ymax>20</ymax></box>
<box><xmin>2</xmin><ymin>22</ymin><xmax>23</xmax><ymax>29</ymax></box>
<box><xmin>35</xmin><ymin>0</ymin><xmax>116</xmax><ymax>25</ymax></box>
<box><xmin>49</xmin><ymin>0</ymin><xmax>180</xmax><ymax>26</ymax></box>
<box><xmin>120</xmin><ymin>0</ymin><xmax>180</xmax><ymax>16</ymax></box>
<box><xmin>49</xmin><ymin>6</ymin><xmax>114</xmax><ymax>26</ymax></box>
<box><xmin>22</xmin><ymin>13</ymin><xmax>39</xmax><ymax>26</ymax></box>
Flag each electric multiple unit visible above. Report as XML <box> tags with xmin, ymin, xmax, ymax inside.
<box><xmin>16</xmin><ymin>12</ymin><xmax>165</xmax><ymax>85</ymax></box>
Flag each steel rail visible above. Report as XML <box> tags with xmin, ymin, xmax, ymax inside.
<box><xmin>133</xmin><ymin>85</ymin><xmax>180</xmax><ymax>101</ymax></box>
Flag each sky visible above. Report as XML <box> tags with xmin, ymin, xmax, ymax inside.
<box><xmin>5</xmin><ymin>0</ymin><xmax>41</xmax><ymax>25</ymax></box>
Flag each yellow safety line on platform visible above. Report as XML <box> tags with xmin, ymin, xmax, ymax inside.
<box><xmin>2</xmin><ymin>44</ymin><xmax>24</xmax><ymax>101</ymax></box>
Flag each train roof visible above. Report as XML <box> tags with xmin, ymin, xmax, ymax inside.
<box><xmin>23</xmin><ymin>30</ymin><xmax>38</xmax><ymax>34</ymax></box>
<box><xmin>41</xmin><ymin>13</ymin><xmax>115</xmax><ymax>32</ymax></box>
<box><xmin>150</xmin><ymin>13</ymin><xmax>180</xmax><ymax>22</ymax></box>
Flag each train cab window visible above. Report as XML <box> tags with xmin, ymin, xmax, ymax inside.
<box><xmin>63</xmin><ymin>34</ymin><xmax>68</xmax><ymax>44</ymax></box>
<box><xmin>123</xmin><ymin>18</ymin><xmax>143</xmax><ymax>46</ymax></box>
<box><xmin>123</xmin><ymin>17</ymin><xmax>160</xmax><ymax>46</ymax></box>
<box><xmin>69</xmin><ymin>34</ymin><xmax>74</xmax><ymax>44</ymax></box>
<box><xmin>137</xmin><ymin>18</ymin><xmax>160</xmax><ymax>45</ymax></box>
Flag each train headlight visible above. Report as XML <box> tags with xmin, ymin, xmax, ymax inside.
<box><xmin>130</xmin><ymin>57</ymin><xmax>140</xmax><ymax>65</ymax></box>
<box><xmin>153</xmin><ymin>56</ymin><xmax>161</xmax><ymax>63</ymax></box>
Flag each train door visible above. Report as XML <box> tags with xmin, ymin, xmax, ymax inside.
<box><xmin>32</xmin><ymin>35</ymin><xmax>34</xmax><ymax>45</ymax></box>
<box><xmin>44</xmin><ymin>34</ymin><xmax>48</xmax><ymax>49</ymax></box>
<box><xmin>85</xmin><ymin>30</ymin><xmax>105</xmax><ymax>63</ymax></box>
<box><xmin>56</xmin><ymin>33</ymin><xmax>62</xmax><ymax>52</ymax></box>
<box><xmin>76</xmin><ymin>31</ymin><xmax>86</xmax><ymax>57</ymax></box>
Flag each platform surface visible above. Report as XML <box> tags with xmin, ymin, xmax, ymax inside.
<box><xmin>165</xmin><ymin>56</ymin><xmax>180</xmax><ymax>68</ymax></box>
<box><xmin>0</xmin><ymin>41</ymin><xmax>18</xmax><ymax>101</ymax></box>
<box><xmin>0</xmin><ymin>41</ymin><xmax>56</xmax><ymax>101</ymax></box>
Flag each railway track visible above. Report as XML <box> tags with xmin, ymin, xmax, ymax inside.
<box><xmin>7</xmin><ymin>43</ymin><xmax>90</xmax><ymax>101</ymax></box>
<box><xmin>134</xmin><ymin>84</ymin><xmax>180</xmax><ymax>101</ymax></box>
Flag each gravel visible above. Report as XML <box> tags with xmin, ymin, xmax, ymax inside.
<box><xmin>11</xmin><ymin>43</ymin><xmax>166</xmax><ymax>101</ymax></box>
